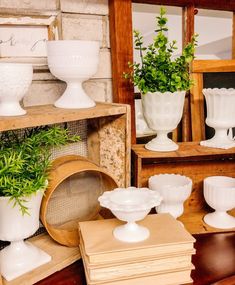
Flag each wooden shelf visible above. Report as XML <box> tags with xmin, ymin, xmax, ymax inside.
<box><xmin>178</xmin><ymin>209</ymin><xmax>235</xmax><ymax>235</ymax></box>
<box><xmin>0</xmin><ymin>102</ymin><xmax>128</xmax><ymax>132</ymax></box>
<box><xmin>132</xmin><ymin>142</ymin><xmax>235</xmax><ymax>234</ymax></box>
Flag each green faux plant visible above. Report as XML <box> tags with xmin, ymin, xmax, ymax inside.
<box><xmin>124</xmin><ymin>7</ymin><xmax>198</xmax><ymax>94</ymax></box>
<box><xmin>0</xmin><ymin>126</ymin><xmax>80</xmax><ymax>215</ymax></box>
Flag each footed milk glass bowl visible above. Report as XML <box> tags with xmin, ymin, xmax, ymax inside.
<box><xmin>149</xmin><ymin>174</ymin><xmax>192</xmax><ymax>219</ymax></box>
<box><xmin>200</xmin><ymin>88</ymin><xmax>235</xmax><ymax>149</ymax></box>
<box><xmin>98</xmin><ymin>187</ymin><xmax>162</xmax><ymax>243</ymax></box>
<box><xmin>0</xmin><ymin>63</ymin><xmax>33</xmax><ymax>116</ymax></box>
<box><xmin>47</xmin><ymin>40</ymin><xmax>99</xmax><ymax>109</ymax></box>
<box><xmin>203</xmin><ymin>176</ymin><xmax>235</xmax><ymax>229</ymax></box>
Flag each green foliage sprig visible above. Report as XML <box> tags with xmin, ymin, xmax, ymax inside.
<box><xmin>0</xmin><ymin>126</ymin><xmax>80</xmax><ymax>215</ymax></box>
<box><xmin>124</xmin><ymin>7</ymin><xmax>198</xmax><ymax>94</ymax></box>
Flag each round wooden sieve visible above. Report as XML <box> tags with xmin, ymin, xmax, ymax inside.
<box><xmin>40</xmin><ymin>155</ymin><xmax>118</xmax><ymax>247</ymax></box>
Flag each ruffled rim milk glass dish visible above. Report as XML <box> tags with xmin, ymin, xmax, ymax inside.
<box><xmin>203</xmin><ymin>176</ymin><xmax>235</xmax><ymax>229</ymax></box>
<box><xmin>149</xmin><ymin>174</ymin><xmax>192</xmax><ymax>219</ymax></box>
<box><xmin>200</xmin><ymin>88</ymin><xmax>235</xmax><ymax>149</ymax></box>
<box><xmin>0</xmin><ymin>63</ymin><xmax>33</xmax><ymax>116</ymax></box>
<box><xmin>98</xmin><ymin>187</ymin><xmax>162</xmax><ymax>243</ymax></box>
<box><xmin>47</xmin><ymin>40</ymin><xmax>99</xmax><ymax>109</ymax></box>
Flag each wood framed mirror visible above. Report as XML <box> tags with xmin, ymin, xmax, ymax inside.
<box><xmin>109</xmin><ymin>0</ymin><xmax>235</xmax><ymax>143</ymax></box>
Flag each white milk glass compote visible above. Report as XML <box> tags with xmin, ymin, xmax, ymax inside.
<box><xmin>98</xmin><ymin>187</ymin><xmax>162</xmax><ymax>243</ymax></box>
<box><xmin>203</xmin><ymin>176</ymin><xmax>235</xmax><ymax>229</ymax></box>
<box><xmin>200</xmin><ymin>88</ymin><xmax>235</xmax><ymax>149</ymax></box>
<box><xmin>149</xmin><ymin>174</ymin><xmax>192</xmax><ymax>219</ymax></box>
<box><xmin>0</xmin><ymin>63</ymin><xmax>33</xmax><ymax>116</ymax></box>
<box><xmin>47</xmin><ymin>40</ymin><xmax>99</xmax><ymax>109</ymax></box>
<box><xmin>0</xmin><ymin>189</ymin><xmax>51</xmax><ymax>281</ymax></box>
<box><xmin>141</xmin><ymin>91</ymin><xmax>186</xmax><ymax>152</ymax></box>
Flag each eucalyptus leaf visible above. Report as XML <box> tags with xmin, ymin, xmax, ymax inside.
<box><xmin>124</xmin><ymin>7</ymin><xmax>198</xmax><ymax>94</ymax></box>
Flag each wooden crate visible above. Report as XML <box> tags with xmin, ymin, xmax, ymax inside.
<box><xmin>132</xmin><ymin>142</ymin><xmax>235</xmax><ymax>234</ymax></box>
<box><xmin>0</xmin><ymin>102</ymin><xmax>131</xmax><ymax>187</ymax></box>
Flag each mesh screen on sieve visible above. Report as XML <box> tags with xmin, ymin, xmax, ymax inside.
<box><xmin>46</xmin><ymin>172</ymin><xmax>106</xmax><ymax>228</ymax></box>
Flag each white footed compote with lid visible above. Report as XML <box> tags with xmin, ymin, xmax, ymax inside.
<box><xmin>0</xmin><ymin>63</ymin><xmax>33</xmax><ymax>116</ymax></box>
<box><xmin>98</xmin><ymin>187</ymin><xmax>162</xmax><ymax>243</ymax></box>
<box><xmin>200</xmin><ymin>88</ymin><xmax>235</xmax><ymax>149</ymax></box>
<box><xmin>47</xmin><ymin>40</ymin><xmax>99</xmax><ymax>109</ymax></box>
<box><xmin>149</xmin><ymin>174</ymin><xmax>192</xmax><ymax>220</ymax></box>
<box><xmin>203</xmin><ymin>176</ymin><xmax>235</xmax><ymax>229</ymax></box>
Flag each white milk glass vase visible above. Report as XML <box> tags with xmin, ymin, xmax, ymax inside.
<box><xmin>0</xmin><ymin>190</ymin><xmax>51</xmax><ymax>281</ymax></box>
<box><xmin>47</xmin><ymin>40</ymin><xmax>99</xmax><ymax>109</ymax></box>
<box><xmin>0</xmin><ymin>63</ymin><xmax>33</xmax><ymax>116</ymax></box>
<box><xmin>203</xmin><ymin>176</ymin><xmax>235</xmax><ymax>229</ymax></box>
<box><xmin>200</xmin><ymin>88</ymin><xmax>235</xmax><ymax>149</ymax></box>
<box><xmin>149</xmin><ymin>174</ymin><xmax>192</xmax><ymax>219</ymax></box>
<box><xmin>141</xmin><ymin>91</ymin><xmax>186</xmax><ymax>152</ymax></box>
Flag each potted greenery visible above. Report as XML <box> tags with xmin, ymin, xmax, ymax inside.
<box><xmin>0</xmin><ymin>126</ymin><xmax>80</xmax><ymax>281</ymax></box>
<box><xmin>125</xmin><ymin>7</ymin><xmax>197</xmax><ymax>151</ymax></box>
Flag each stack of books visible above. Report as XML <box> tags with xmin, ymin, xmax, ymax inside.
<box><xmin>79</xmin><ymin>214</ymin><xmax>195</xmax><ymax>285</ymax></box>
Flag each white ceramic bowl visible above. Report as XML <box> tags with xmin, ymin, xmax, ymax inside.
<box><xmin>0</xmin><ymin>63</ymin><xmax>33</xmax><ymax>116</ymax></box>
<box><xmin>149</xmin><ymin>174</ymin><xmax>192</xmax><ymax>219</ymax></box>
<box><xmin>47</xmin><ymin>40</ymin><xmax>99</xmax><ymax>109</ymax></box>
<box><xmin>203</xmin><ymin>176</ymin><xmax>235</xmax><ymax>229</ymax></box>
<box><xmin>98</xmin><ymin>187</ymin><xmax>162</xmax><ymax>242</ymax></box>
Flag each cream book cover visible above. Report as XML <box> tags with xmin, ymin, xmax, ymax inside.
<box><xmin>79</xmin><ymin>214</ymin><xmax>195</xmax><ymax>264</ymax></box>
<box><xmin>80</xmin><ymin>242</ymin><xmax>193</xmax><ymax>281</ymax></box>
<box><xmin>84</xmin><ymin>263</ymin><xmax>194</xmax><ymax>285</ymax></box>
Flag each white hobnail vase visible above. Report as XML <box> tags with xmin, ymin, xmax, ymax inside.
<box><xmin>47</xmin><ymin>40</ymin><xmax>99</xmax><ymax>109</ymax></box>
<box><xmin>0</xmin><ymin>189</ymin><xmax>51</xmax><ymax>281</ymax></box>
<box><xmin>149</xmin><ymin>174</ymin><xmax>192</xmax><ymax>219</ymax></box>
<box><xmin>141</xmin><ymin>91</ymin><xmax>186</xmax><ymax>152</ymax></box>
<box><xmin>0</xmin><ymin>63</ymin><xmax>33</xmax><ymax>116</ymax></box>
<box><xmin>200</xmin><ymin>88</ymin><xmax>235</xmax><ymax>149</ymax></box>
<box><xmin>203</xmin><ymin>176</ymin><xmax>235</xmax><ymax>229</ymax></box>
<box><xmin>98</xmin><ymin>187</ymin><xmax>162</xmax><ymax>243</ymax></box>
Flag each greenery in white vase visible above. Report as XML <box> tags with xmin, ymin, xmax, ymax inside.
<box><xmin>0</xmin><ymin>126</ymin><xmax>80</xmax><ymax>215</ymax></box>
<box><xmin>124</xmin><ymin>7</ymin><xmax>198</xmax><ymax>94</ymax></box>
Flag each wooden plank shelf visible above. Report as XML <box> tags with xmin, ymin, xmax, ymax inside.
<box><xmin>0</xmin><ymin>103</ymin><xmax>128</xmax><ymax>132</ymax></box>
<box><xmin>132</xmin><ymin>142</ymin><xmax>235</xmax><ymax>234</ymax></box>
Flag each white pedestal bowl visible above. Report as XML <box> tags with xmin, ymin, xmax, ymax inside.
<box><xmin>47</xmin><ymin>40</ymin><xmax>99</xmax><ymax>109</ymax></box>
<box><xmin>141</xmin><ymin>91</ymin><xmax>186</xmax><ymax>152</ymax></box>
<box><xmin>200</xmin><ymin>88</ymin><xmax>235</xmax><ymax>149</ymax></box>
<box><xmin>203</xmin><ymin>176</ymin><xmax>235</xmax><ymax>229</ymax></box>
<box><xmin>0</xmin><ymin>63</ymin><xmax>33</xmax><ymax>116</ymax></box>
<box><xmin>0</xmin><ymin>191</ymin><xmax>51</xmax><ymax>281</ymax></box>
<box><xmin>149</xmin><ymin>174</ymin><xmax>192</xmax><ymax>219</ymax></box>
<box><xmin>98</xmin><ymin>187</ymin><xmax>162</xmax><ymax>243</ymax></box>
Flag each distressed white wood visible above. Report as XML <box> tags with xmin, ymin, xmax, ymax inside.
<box><xmin>62</xmin><ymin>14</ymin><xmax>108</xmax><ymax>48</ymax></box>
<box><xmin>60</xmin><ymin>0</ymin><xmax>108</xmax><ymax>15</ymax></box>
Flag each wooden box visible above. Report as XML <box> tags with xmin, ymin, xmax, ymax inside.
<box><xmin>132</xmin><ymin>142</ymin><xmax>235</xmax><ymax>234</ymax></box>
<box><xmin>0</xmin><ymin>102</ymin><xmax>131</xmax><ymax>187</ymax></box>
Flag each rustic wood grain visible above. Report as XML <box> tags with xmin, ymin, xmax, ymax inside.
<box><xmin>0</xmin><ymin>103</ymin><xmax>128</xmax><ymax>132</ymax></box>
<box><xmin>192</xmin><ymin>60</ymin><xmax>235</xmax><ymax>73</ymax></box>
<box><xmin>132</xmin><ymin>0</ymin><xmax>235</xmax><ymax>11</ymax></box>
<box><xmin>190</xmin><ymin>73</ymin><xmax>205</xmax><ymax>141</ymax></box>
<box><xmin>109</xmin><ymin>0</ymin><xmax>136</xmax><ymax>143</ymax></box>
<box><xmin>131</xmin><ymin>142</ymin><xmax>235</xmax><ymax>234</ymax></box>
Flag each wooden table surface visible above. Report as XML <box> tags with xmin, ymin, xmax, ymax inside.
<box><xmin>37</xmin><ymin>232</ymin><xmax>235</xmax><ymax>285</ymax></box>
